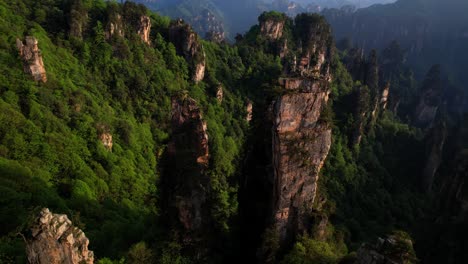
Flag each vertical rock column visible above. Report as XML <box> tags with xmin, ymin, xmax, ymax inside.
<box><xmin>167</xmin><ymin>96</ymin><xmax>209</xmax><ymax>235</ymax></box>
<box><xmin>169</xmin><ymin>19</ymin><xmax>206</xmax><ymax>83</ymax></box>
<box><xmin>16</xmin><ymin>37</ymin><xmax>47</xmax><ymax>83</ymax></box>
<box><xmin>271</xmin><ymin>78</ymin><xmax>332</xmax><ymax>241</ymax></box>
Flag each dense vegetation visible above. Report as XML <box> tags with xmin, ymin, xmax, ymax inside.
<box><xmin>0</xmin><ymin>1</ymin><xmax>459</xmax><ymax>263</ymax></box>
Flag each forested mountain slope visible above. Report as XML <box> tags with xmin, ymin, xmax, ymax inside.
<box><xmin>0</xmin><ymin>0</ymin><xmax>466</xmax><ymax>263</ymax></box>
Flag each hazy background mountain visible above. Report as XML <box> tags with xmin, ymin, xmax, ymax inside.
<box><xmin>323</xmin><ymin>0</ymin><xmax>468</xmax><ymax>85</ymax></box>
<box><xmin>131</xmin><ymin>0</ymin><xmax>396</xmax><ymax>41</ymax></box>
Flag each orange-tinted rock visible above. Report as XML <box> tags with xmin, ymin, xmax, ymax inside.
<box><xmin>16</xmin><ymin>37</ymin><xmax>47</xmax><ymax>82</ymax></box>
<box><xmin>26</xmin><ymin>208</ymin><xmax>94</xmax><ymax>264</ymax></box>
<box><xmin>271</xmin><ymin>78</ymin><xmax>332</xmax><ymax>240</ymax></box>
<box><xmin>137</xmin><ymin>15</ymin><xmax>151</xmax><ymax>44</ymax></box>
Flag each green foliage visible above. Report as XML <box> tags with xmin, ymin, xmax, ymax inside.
<box><xmin>281</xmin><ymin>237</ymin><xmax>340</xmax><ymax>264</ymax></box>
<box><xmin>258</xmin><ymin>11</ymin><xmax>287</xmax><ymax>23</ymax></box>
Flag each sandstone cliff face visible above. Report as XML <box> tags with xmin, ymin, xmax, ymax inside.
<box><xmin>169</xmin><ymin>19</ymin><xmax>206</xmax><ymax>83</ymax></box>
<box><xmin>26</xmin><ymin>208</ymin><xmax>93</xmax><ymax>264</ymax></box>
<box><xmin>261</xmin><ymin>13</ymin><xmax>334</xmax><ymax>244</ymax></box>
<box><xmin>260</xmin><ymin>19</ymin><xmax>285</xmax><ymax>40</ymax></box>
<box><xmin>271</xmin><ymin>78</ymin><xmax>332</xmax><ymax>241</ymax></box>
<box><xmin>137</xmin><ymin>15</ymin><xmax>151</xmax><ymax>44</ymax></box>
<box><xmin>16</xmin><ymin>37</ymin><xmax>47</xmax><ymax>83</ymax></box>
<box><xmin>167</xmin><ymin>96</ymin><xmax>209</xmax><ymax>234</ymax></box>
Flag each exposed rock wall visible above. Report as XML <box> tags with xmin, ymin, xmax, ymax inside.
<box><xmin>259</xmin><ymin>13</ymin><xmax>334</xmax><ymax>244</ymax></box>
<box><xmin>380</xmin><ymin>83</ymin><xmax>390</xmax><ymax>110</ymax></box>
<box><xmin>137</xmin><ymin>15</ymin><xmax>151</xmax><ymax>44</ymax></box>
<box><xmin>271</xmin><ymin>78</ymin><xmax>332</xmax><ymax>241</ymax></box>
<box><xmin>169</xmin><ymin>19</ymin><xmax>206</xmax><ymax>83</ymax></box>
<box><xmin>167</xmin><ymin>96</ymin><xmax>209</xmax><ymax>234</ymax></box>
<box><xmin>26</xmin><ymin>208</ymin><xmax>94</xmax><ymax>264</ymax></box>
<box><xmin>16</xmin><ymin>37</ymin><xmax>47</xmax><ymax>83</ymax></box>
<box><xmin>260</xmin><ymin>18</ymin><xmax>285</xmax><ymax>40</ymax></box>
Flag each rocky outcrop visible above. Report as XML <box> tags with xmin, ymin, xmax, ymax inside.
<box><xmin>99</xmin><ymin>133</ymin><xmax>113</xmax><ymax>151</ymax></box>
<box><xmin>169</xmin><ymin>19</ymin><xmax>206</xmax><ymax>83</ymax></box>
<box><xmin>193</xmin><ymin>57</ymin><xmax>206</xmax><ymax>83</ymax></box>
<box><xmin>246</xmin><ymin>100</ymin><xmax>253</xmax><ymax>122</ymax></box>
<box><xmin>106</xmin><ymin>14</ymin><xmax>125</xmax><ymax>40</ymax></box>
<box><xmin>137</xmin><ymin>15</ymin><xmax>151</xmax><ymax>44</ymax></box>
<box><xmin>26</xmin><ymin>208</ymin><xmax>94</xmax><ymax>264</ymax></box>
<box><xmin>271</xmin><ymin>78</ymin><xmax>332</xmax><ymax>242</ymax></box>
<box><xmin>169</xmin><ymin>96</ymin><xmax>209</xmax><ymax>167</ymax></box>
<box><xmin>167</xmin><ymin>96</ymin><xmax>209</xmax><ymax>234</ymax></box>
<box><xmin>292</xmin><ymin>14</ymin><xmax>333</xmax><ymax>79</ymax></box>
<box><xmin>380</xmin><ymin>83</ymin><xmax>390</xmax><ymax>110</ymax></box>
<box><xmin>16</xmin><ymin>37</ymin><xmax>47</xmax><ymax>82</ymax></box>
<box><xmin>216</xmin><ymin>85</ymin><xmax>223</xmax><ymax>103</ymax></box>
<box><xmin>259</xmin><ymin>13</ymin><xmax>286</xmax><ymax>40</ymax></box>
<box><xmin>263</xmin><ymin>13</ymin><xmax>334</xmax><ymax>245</ymax></box>
<box><xmin>355</xmin><ymin>233</ymin><xmax>417</xmax><ymax>264</ymax></box>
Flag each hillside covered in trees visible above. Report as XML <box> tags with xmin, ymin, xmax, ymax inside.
<box><xmin>0</xmin><ymin>0</ymin><xmax>467</xmax><ymax>263</ymax></box>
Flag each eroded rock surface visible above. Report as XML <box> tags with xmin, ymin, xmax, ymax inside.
<box><xmin>271</xmin><ymin>78</ymin><xmax>332</xmax><ymax>241</ymax></box>
<box><xmin>265</xmin><ymin>14</ymin><xmax>334</xmax><ymax>243</ymax></box>
<box><xmin>169</xmin><ymin>19</ymin><xmax>206</xmax><ymax>83</ymax></box>
<box><xmin>137</xmin><ymin>15</ymin><xmax>151</xmax><ymax>44</ymax></box>
<box><xmin>16</xmin><ymin>37</ymin><xmax>47</xmax><ymax>82</ymax></box>
<box><xmin>26</xmin><ymin>208</ymin><xmax>94</xmax><ymax>264</ymax></box>
<box><xmin>259</xmin><ymin>15</ymin><xmax>286</xmax><ymax>40</ymax></box>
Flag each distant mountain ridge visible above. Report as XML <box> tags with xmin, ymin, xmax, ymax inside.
<box><xmin>323</xmin><ymin>0</ymin><xmax>468</xmax><ymax>85</ymax></box>
<box><xmin>130</xmin><ymin>0</ymin><xmax>395</xmax><ymax>41</ymax></box>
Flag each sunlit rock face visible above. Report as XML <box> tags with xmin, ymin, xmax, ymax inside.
<box><xmin>16</xmin><ymin>37</ymin><xmax>47</xmax><ymax>83</ymax></box>
<box><xmin>169</xmin><ymin>19</ymin><xmax>206</xmax><ymax>83</ymax></box>
<box><xmin>271</xmin><ymin>78</ymin><xmax>332</xmax><ymax>241</ymax></box>
<box><xmin>26</xmin><ymin>208</ymin><xmax>94</xmax><ymax>264</ymax></box>
<box><xmin>137</xmin><ymin>15</ymin><xmax>151</xmax><ymax>44</ymax></box>
<box><xmin>262</xmin><ymin>13</ymin><xmax>334</xmax><ymax>243</ymax></box>
<box><xmin>260</xmin><ymin>18</ymin><xmax>285</xmax><ymax>40</ymax></box>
